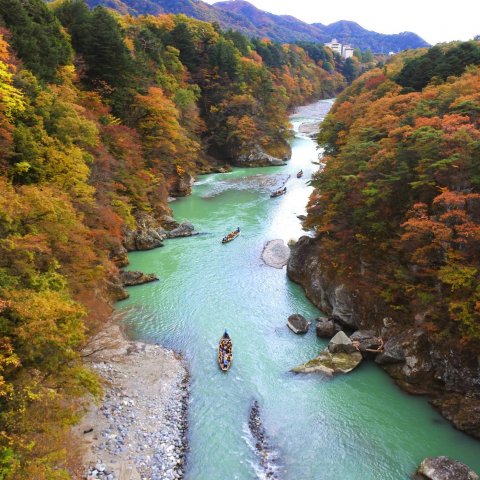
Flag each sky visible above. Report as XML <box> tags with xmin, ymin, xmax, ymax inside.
<box><xmin>205</xmin><ymin>0</ymin><xmax>480</xmax><ymax>45</ymax></box>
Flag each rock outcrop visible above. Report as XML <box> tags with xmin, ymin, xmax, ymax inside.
<box><xmin>122</xmin><ymin>213</ymin><xmax>197</xmax><ymax>252</ymax></box>
<box><xmin>262</xmin><ymin>239</ymin><xmax>290</xmax><ymax>268</ymax></box>
<box><xmin>165</xmin><ymin>221</ymin><xmax>196</xmax><ymax>239</ymax></box>
<box><xmin>235</xmin><ymin>145</ymin><xmax>286</xmax><ymax>167</ymax></box>
<box><xmin>287</xmin><ymin>234</ymin><xmax>480</xmax><ymax>438</ymax></box>
<box><xmin>315</xmin><ymin>317</ymin><xmax>340</xmax><ymax>338</ymax></box>
<box><xmin>287</xmin><ymin>236</ymin><xmax>359</xmax><ymax>329</ymax></box>
<box><xmin>120</xmin><ymin>270</ymin><xmax>158</xmax><ymax>287</ymax></box>
<box><xmin>413</xmin><ymin>456</ymin><xmax>479</xmax><ymax>480</ymax></box>
<box><xmin>291</xmin><ymin>350</ymin><xmax>363</xmax><ymax>375</ymax></box>
<box><xmin>350</xmin><ymin>330</ymin><xmax>383</xmax><ymax>357</ymax></box>
<box><xmin>291</xmin><ymin>331</ymin><xmax>363</xmax><ymax>375</ymax></box>
<box><xmin>287</xmin><ymin>314</ymin><xmax>310</xmax><ymax>334</ymax></box>
<box><xmin>170</xmin><ymin>171</ymin><xmax>195</xmax><ymax>197</ymax></box>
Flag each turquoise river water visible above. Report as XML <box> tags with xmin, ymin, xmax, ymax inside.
<box><xmin>117</xmin><ymin>100</ymin><xmax>480</xmax><ymax>480</ymax></box>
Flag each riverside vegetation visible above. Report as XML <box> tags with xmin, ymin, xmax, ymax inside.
<box><xmin>0</xmin><ymin>0</ymin><xmax>351</xmax><ymax>477</ymax></box>
<box><xmin>289</xmin><ymin>40</ymin><xmax>480</xmax><ymax>437</ymax></box>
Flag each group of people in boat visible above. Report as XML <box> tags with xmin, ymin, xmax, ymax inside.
<box><xmin>270</xmin><ymin>186</ymin><xmax>287</xmax><ymax>197</ymax></box>
<box><xmin>270</xmin><ymin>170</ymin><xmax>304</xmax><ymax>197</ymax></box>
<box><xmin>218</xmin><ymin>330</ymin><xmax>233</xmax><ymax>371</ymax></box>
<box><xmin>222</xmin><ymin>227</ymin><xmax>240</xmax><ymax>243</ymax></box>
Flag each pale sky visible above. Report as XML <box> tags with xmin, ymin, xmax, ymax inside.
<box><xmin>206</xmin><ymin>0</ymin><xmax>480</xmax><ymax>45</ymax></box>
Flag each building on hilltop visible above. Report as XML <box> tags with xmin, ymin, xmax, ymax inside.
<box><xmin>342</xmin><ymin>44</ymin><xmax>354</xmax><ymax>58</ymax></box>
<box><xmin>325</xmin><ymin>38</ymin><xmax>342</xmax><ymax>55</ymax></box>
<box><xmin>325</xmin><ymin>38</ymin><xmax>354</xmax><ymax>59</ymax></box>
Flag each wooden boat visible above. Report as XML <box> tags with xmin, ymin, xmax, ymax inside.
<box><xmin>270</xmin><ymin>187</ymin><xmax>287</xmax><ymax>198</ymax></box>
<box><xmin>218</xmin><ymin>331</ymin><xmax>233</xmax><ymax>371</ymax></box>
<box><xmin>297</xmin><ymin>170</ymin><xmax>303</xmax><ymax>178</ymax></box>
<box><xmin>221</xmin><ymin>228</ymin><xmax>240</xmax><ymax>243</ymax></box>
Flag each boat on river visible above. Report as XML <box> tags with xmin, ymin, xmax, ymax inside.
<box><xmin>270</xmin><ymin>187</ymin><xmax>287</xmax><ymax>198</ymax></box>
<box><xmin>221</xmin><ymin>227</ymin><xmax>240</xmax><ymax>243</ymax></box>
<box><xmin>297</xmin><ymin>169</ymin><xmax>303</xmax><ymax>178</ymax></box>
<box><xmin>218</xmin><ymin>331</ymin><xmax>232</xmax><ymax>371</ymax></box>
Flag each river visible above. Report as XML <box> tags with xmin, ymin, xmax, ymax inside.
<box><xmin>117</xmin><ymin>100</ymin><xmax>480</xmax><ymax>479</ymax></box>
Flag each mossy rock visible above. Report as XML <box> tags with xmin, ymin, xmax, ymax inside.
<box><xmin>291</xmin><ymin>351</ymin><xmax>363</xmax><ymax>375</ymax></box>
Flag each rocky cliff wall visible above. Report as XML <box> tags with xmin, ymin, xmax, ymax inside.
<box><xmin>287</xmin><ymin>235</ymin><xmax>480</xmax><ymax>439</ymax></box>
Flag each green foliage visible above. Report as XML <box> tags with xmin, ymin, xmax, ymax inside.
<box><xmin>0</xmin><ymin>8</ymin><xmax>353</xmax><ymax>477</ymax></box>
<box><xmin>396</xmin><ymin>41</ymin><xmax>480</xmax><ymax>91</ymax></box>
<box><xmin>0</xmin><ymin>0</ymin><xmax>72</xmax><ymax>82</ymax></box>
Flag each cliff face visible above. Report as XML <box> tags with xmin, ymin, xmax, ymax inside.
<box><xmin>287</xmin><ymin>236</ymin><xmax>480</xmax><ymax>439</ymax></box>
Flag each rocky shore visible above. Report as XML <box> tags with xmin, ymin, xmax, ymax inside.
<box><xmin>75</xmin><ymin>324</ymin><xmax>189</xmax><ymax>480</ymax></box>
<box><xmin>287</xmin><ymin>235</ymin><xmax>480</xmax><ymax>439</ymax></box>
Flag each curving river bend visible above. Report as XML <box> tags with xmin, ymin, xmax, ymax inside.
<box><xmin>117</xmin><ymin>100</ymin><xmax>480</xmax><ymax>479</ymax></box>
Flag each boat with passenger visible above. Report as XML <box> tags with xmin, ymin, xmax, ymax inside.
<box><xmin>221</xmin><ymin>227</ymin><xmax>240</xmax><ymax>243</ymax></box>
<box><xmin>270</xmin><ymin>187</ymin><xmax>287</xmax><ymax>198</ymax></box>
<box><xmin>218</xmin><ymin>330</ymin><xmax>233</xmax><ymax>371</ymax></box>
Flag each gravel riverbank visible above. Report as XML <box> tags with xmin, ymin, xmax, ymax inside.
<box><xmin>74</xmin><ymin>324</ymin><xmax>189</xmax><ymax>480</ymax></box>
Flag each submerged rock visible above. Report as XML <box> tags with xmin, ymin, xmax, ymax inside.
<box><xmin>248</xmin><ymin>401</ymin><xmax>280</xmax><ymax>479</ymax></box>
<box><xmin>287</xmin><ymin>314</ymin><xmax>310</xmax><ymax>334</ymax></box>
<box><xmin>262</xmin><ymin>239</ymin><xmax>290</xmax><ymax>268</ymax></box>
<box><xmin>291</xmin><ymin>350</ymin><xmax>363</xmax><ymax>375</ymax></box>
<box><xmin>414</xmin><ymin>456</ymin><xmax>479</xmax><ymax>480</ymax></box>
<box><xmin>120</xmin><ymin>270</ymin><xmax>158</xmax><ymax>287</ymax></box>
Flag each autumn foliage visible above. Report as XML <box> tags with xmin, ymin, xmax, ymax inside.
<box><xmin>0</xmin><ymin>0</ymin><xmax>351</xmax><ymax>476</ymax></box>
<box><xmin>309</xmin><ymin>44</ymin><xmax>480</xmax><ymax>350</ymax></box>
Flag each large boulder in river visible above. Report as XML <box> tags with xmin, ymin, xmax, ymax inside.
<box><xmin>291</xmin><ymin>350</ymin><xmax>363</xmax><ymax>375</ymax></box>
<box><xmin>287</xmin><ymin>314</ymin><xmax>310</xmax><ymax>334</ymax></box>
<box><xmin>328</xmin><ymin>331</ymin><xmax>357</xmax><ymax>354</ymax></box>
<box><xmin>262</xmin><ymin>239</ymin><xmax>290</xmax><ymax>268</ymax></box>
<box><xmin>413</xmin><ymin>456</ymin><xmax>479</xmax><ymax>480</ymax></box>
<box><xmin>124</xmin><ymin>228</ymin><xmax>165</xmax><ymax>251</ymax></box>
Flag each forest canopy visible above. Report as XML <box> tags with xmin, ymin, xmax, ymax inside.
<box><xmin>0</xmin><ymin>0</ymin><xmax>349</xmax><ymax>477</ymax></box>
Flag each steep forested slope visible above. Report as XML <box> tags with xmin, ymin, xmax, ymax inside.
<box><xmin>0</xmin><ymin>0</ymin><xmax>346</xmax><ymax>477</ymax></box>
<box><xmin>289</xmin><ymin>41</ymin><xmax>480</xmax><ymax>437</ymax></box>
<box><xmin>84</xmin><ymin>0</ymin><xmax>430</xmax><ymax>52</ymax></box>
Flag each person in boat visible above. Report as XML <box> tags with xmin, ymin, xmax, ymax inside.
<box><xmin>236</xmin><ymin>227</ymin><xmax>240</xmax><ymax>233</ymax></box>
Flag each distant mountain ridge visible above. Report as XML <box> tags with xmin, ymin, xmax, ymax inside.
<box><xmin>85</xmin><ymin>0</ymin><xmax>430</xmax><ymax>52</ymax></box>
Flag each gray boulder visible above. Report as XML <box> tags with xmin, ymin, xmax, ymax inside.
<box><xmin>316</xmin><ymin>317</ymin><xmax>340</xmax><ymax>338</ymax></box>
<box><xmin>287</xmin><ymin>314</ymin><xmax>310</xmax><ymax>334</ymax></box>
<box><xmin>262</xmin><ymin>239</ymin><xmax>290</xmax><ymax>269</ymax></box>
<box><xmin>414</xmin><ymin>456</ymin><xmax>479</xmax><ymax>480</ymax></box>
<box><xmin>328</xmin><ymin>331</ymin><xmax>357</xmax><ymax>354</ymax></box>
